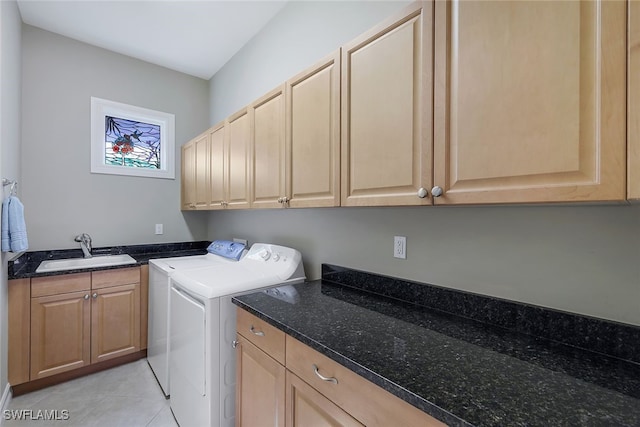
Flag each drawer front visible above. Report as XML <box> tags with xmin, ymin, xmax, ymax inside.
<box><xmin>31</xmin><ymin>272</ymin><xmax>91</xmax><ymax>298</ymax></box>
<box><xmin>92</xmin><ymin>267</ymin><xmax>140</xmax><ymax>289</ymax></box>
<box><xmin>237</xmin><ymin>309</ymin><xmax>285</xmax><ymax>365</ymax></box>
<box><xmin>285</xmin><ymin>336</ymin><xmax>446</xmax><ymax>427</ymax></box>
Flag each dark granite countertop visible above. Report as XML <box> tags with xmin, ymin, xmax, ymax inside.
<box><xmin>232</xmin><ymin>265</ymin><xmax>640</xmax><ymax>427</ymax></box>
<box><xmin>8</xmin><ymin>241</ymin><xmax>209</xmax><ymax>279</ymax></box>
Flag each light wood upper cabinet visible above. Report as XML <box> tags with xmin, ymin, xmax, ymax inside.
<box><xmin>629</xmin><ymin>0</ymin><xmax>640</xmax><ymax>200</ymax></box>
<box><xmin>250</xmin><ymin>86</ymin><xmax>286</xmax><ymax>209</ymax></box>
<box><xmin>433</xmin><ymin>0</ymin><xmax>627</xmax><ymax>204</ymax></box>
<box><xmin>226</xmin><ymin>108</ymin><xmax>252</xmax><ymax>209</ymax></box>
<box><xmin>181</xmin><ymin>139</ymin><xmax>196</xmax><ymax>210</ymax></box>
<box><xmin>341</xmin><ymin>2</ymin><xmax>433</xmax><ymax>206</ymax></box>
<box><xmin>209</xmin><ymin>122</ymin><xmax>227</xmax><ymax>208</ymax></box>
<box><xmin>286</xmin><ymin>50</ymin><xmax>341</xmax><ymax>208</ymax></box>
<box><xmin>181</xmin><ymin>132</ymin><xmax>210</xmax><ymax>210</ymax></box>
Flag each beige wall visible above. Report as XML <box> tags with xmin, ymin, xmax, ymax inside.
<box><xmin>207</xmin><ymin>1</ymin><xmax>640</xmax><ymax>326</ymax></box>
<box><xmin>21</xmin><ymin>26</ymin><xmax>210</xmax><ymax>250</ymax></box>
<box><xmin>209</xmin><ymin>205</ymin><xmax>640</xmax><ymax>326</ymax></box>
<box><xmin>1</xmin><ymin>0</ymin><xmax>22</xmax><ymax>400</ymax></box>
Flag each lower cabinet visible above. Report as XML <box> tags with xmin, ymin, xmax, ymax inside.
<box><xmin>236</xmin><ymin>309</ymin><xmax>445</xmax><ymax>427</ymax></box>
<box><xmin>30</xmin><ymin>288</ymin><xmax>91</xmax><ymax>379</ymax></box>
<box><xmin>91</xmin><ymin>282</ymin><xmax>140</xmax><ymax>364</ymax></box>
<box><xmin>236</xmin><ymin>338</ymin><xmax>286</xmax><ymax>427</ymax></box>
<box><xmin>9</xmin><ymin>267</ymin><xmax>142</xmax><ymax>387</ymax></box>
<box><xmin>286</xmin><ymin>370</ymin><xmax>362</xmax><ymax>427</ymax></box>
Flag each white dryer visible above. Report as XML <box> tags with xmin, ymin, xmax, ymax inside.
<box><xmin>168</xmin><ymin>243</ymin><xmax>305</xmax><ymax>427</ymax></box>
<box><xmin>148</xmin><ymin>242</ymin><xmax>246</xmax><ymax>397</ymax></box>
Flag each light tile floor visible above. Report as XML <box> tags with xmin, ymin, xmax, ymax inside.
<box><xmin>2</xmin><ymin>359</ymin><xmax>177</xmax><ymax>427</ymax></box>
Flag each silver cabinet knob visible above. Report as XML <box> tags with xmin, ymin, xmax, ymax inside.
<box><xmin>232</xmin><ymin>340</ymin><xmax>240</xmax><ymax>349</ymax></box>
<box><xmin>431</xmin><ymin>186</ymin><xmax>443</xmax><ymax>197</ymax></box>
<box><xmin>92</xmin><ymin>293</ymin><xmax>98</xmax><ymax>299</ymax></box>
<box><xmin>417</xmin><ymin>187</ymin><xmax>428</xmax><ymax>198</ymax></box>
<box><xmin>277</xmin><ymin>197</ymin><xmax>283</xmax><ymax>204</ymax></box>
<box><xmin>84</xmin><ymin>294</ymin><xmax>90</xmax><ymax>300</ymax></box>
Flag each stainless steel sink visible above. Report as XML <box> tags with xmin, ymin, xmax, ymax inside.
<box><xmin>35</xmin><ymin>254</ymin><xmax>137</xmax><ymax>273</ymax></box>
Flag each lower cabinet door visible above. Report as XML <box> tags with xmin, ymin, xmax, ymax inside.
<box><xmin>236</xmin><ymin>337</ymin><xmax>285</xmax><ymax>427</ymax></box>
<box><xmin>30</xmin><ymin>291</ymin><xmax>91</xmax><ymax>379</ymax></box>
<box><xmin>286</xmin><ymin>371</ymin><xmax>363</xmax><ymax>427</ymax></box>
<box><xmin>91</xmin><ymin>283</ymin><xmax>140</xmax><ymax>364</ymax></box>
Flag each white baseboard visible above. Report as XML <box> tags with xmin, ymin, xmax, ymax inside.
<box><xmin>0</xmin><ymin>383</ymin><xmax>11</xmax><ymax>426</ymax></box>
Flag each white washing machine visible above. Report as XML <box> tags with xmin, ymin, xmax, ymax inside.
<box><xmin>169</xmin><ymin>243</ymin><xmax>305</xmax><ymax>427</ymax></box>
<box><xmin>148</xmin><ymin>243</ymin><xmax>246</xmax><ymax>397</ymax></box>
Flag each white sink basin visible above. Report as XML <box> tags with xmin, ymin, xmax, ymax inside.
<box><xmin>36</xmin><ymin>254</ymin><xmax>137</xmax><ymax>273</ymax></box>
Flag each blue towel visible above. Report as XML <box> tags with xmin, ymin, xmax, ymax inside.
<box><xmin>1</xmin><ymin>198</ymin><xmax>9</xmax><ymax>252</ymax></box>
<box><xmin>1</xmin><ymin>196</ymin><xmax>28</xmax><ymax>253</ymax></box>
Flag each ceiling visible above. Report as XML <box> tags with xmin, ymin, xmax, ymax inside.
<box><xmin>16</xmin><ymin>0</ymin><xmax>288</xmax><ymax>80</ymax></box>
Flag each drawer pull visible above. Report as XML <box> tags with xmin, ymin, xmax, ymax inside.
<box><xmin>250</xmin><ymin>325</ymin><xmax>265</xmax><ymax>337</ymax></box>
<box><xmin>313</xmin><ymin>364</ymin><xmax>338</xmax><ymax>384</ymax></box>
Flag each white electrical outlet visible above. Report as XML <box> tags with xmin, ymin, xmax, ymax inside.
<box><xmin>394</xmin><ymin>236</ymin><xmax>406</xmax><ymax>259</ymax></box>
<box><xmin>155</xmin><ymin>224</ymin><xmax>163</xmax><ymax>235</ymax></box>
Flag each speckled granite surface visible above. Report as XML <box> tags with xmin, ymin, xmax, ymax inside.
<box><xmin>232</xmin><ymin>265</ymin><xmax>640</xmax><ymax>427</ymax></box>
<box><xmin>8</xmin><ymin>241</ymin><xmax>209</xmax><ymax>279</ymax></box>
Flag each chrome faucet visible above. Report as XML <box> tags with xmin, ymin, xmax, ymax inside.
<box><xmin>74</xmin><ymin>233</ymin><xmax>93</xmax><ymax>258</ymax></box>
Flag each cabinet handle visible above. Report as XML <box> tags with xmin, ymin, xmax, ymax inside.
<box><xmin>249</xmin><ymin>325</ymin><xmax>265</xmax><ymax>337</ymax></box>
<box><xmin>312</xmin><ymin>364</ymin><xmax>338</xmax><ymax>384</ymax></box>
<box><xmin>92</xmin><ymin>293</ymin><xmax>98</xmax><ymax>299</ymax></box>
<box><xmin>277</xmin><ymin>197</ymin><xmax>283</xmax><ymax>204</ymax></box>
<box><xmin>431</xmin><ymin>186</ymin><xmax>443</xmax><ymax>197</ymax></box>
<box><xmin>417</xmin><ymin>187</ymin><xmax>428</xmax><ymax>198</ymax></box>
<box><xmin>232</xmin><ymin>339</ymin><xmax>240</xmax><ymax>349</ymax></box>
<box><xmin>84</xmin><ymin>294</ymin><xmax>90</xmax><ymax>300</ymax></box>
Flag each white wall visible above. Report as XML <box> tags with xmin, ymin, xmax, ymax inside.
<box><xmin>22</xmin><ymin>26</ymin><xmax>210</xmax><ymax>250</ymax></box>
<box><xmin>0</xmin><ymin>0</ymin><xmax>23</xmax><ymax>400</ymax></box>
<box><xmin>207</xmin><ymin>1</ymin><xmax>640</xmax><ymax>326</ymax></box>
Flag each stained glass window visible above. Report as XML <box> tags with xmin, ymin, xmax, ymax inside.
<box><xmin>105</xmin><ymin>116</ymin><xmax>161</xmax><ymax>169</ymax></box>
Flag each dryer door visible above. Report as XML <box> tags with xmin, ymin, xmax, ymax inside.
<box><xmin>170</xmin><ymin>285</ymin><xmax>206</xmax><ymax>396</ymax></box>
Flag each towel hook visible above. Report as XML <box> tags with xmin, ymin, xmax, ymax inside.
<box><xmin>2</xmin><ymin>178</ymin><xmax>18</xmax><ymax>196</ymax></box>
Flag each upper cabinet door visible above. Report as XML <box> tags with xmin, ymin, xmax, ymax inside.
<box><xmin>181</xmin><ymin>140</ymin><xmax>196</xmax><ymax>210</ymax></box>
<box><xmin>433</xmin><ymin>0</ymin><xmax>626</xmax><ymax>204</ymax></box>
<box><xmin>286</xmin><ymin>50</ymin><xmax>341</xmax><ymax>208</ymax></box>
<box><xmin>193</xmin><ymin>132</ymin><xmax>210</xmax><ymax>209</ymax></box>
<box><xmin>629</xmin><ymin>0</ymin><xmax>640</xmax><ymax>200</ymax></box>
<box><xmin>181</xmin><ymin>132</ymin><xmax>209</xmax><ymax>210</ymax></box>
<box><xmin>341</xmin><ymin>1</ymin><xmax>433</xmax><ymax>206</ymax></box>
<box><xmin>250</xmin><ymin>86</ymin><xmax>286</xmax><ymax>209</ymax></box>
<box><xmin>209</xmin><ymin>122</ymin><xmax>226</xmax><ymax>209</ymax></box>
<box><xmin>226</xmin><ymin>108</ymin><xmax>252</xmax><ymax>209</ymax></box>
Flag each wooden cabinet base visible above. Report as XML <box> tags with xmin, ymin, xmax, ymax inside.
<box><xmin>11</xmin><ymin>350</ymin><xmax>147</xmax><ymax>397</ymax></box>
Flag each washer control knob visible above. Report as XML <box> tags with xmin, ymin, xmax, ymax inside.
<box><xmin>260</xmin><ymin>250</ymin><xmax>271</xmax><ymax>261</ymax></box>
<box><xmin>273</xmin><ymin>253</ymin><xmax>280</xmax><ymax>262</ymax></box>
